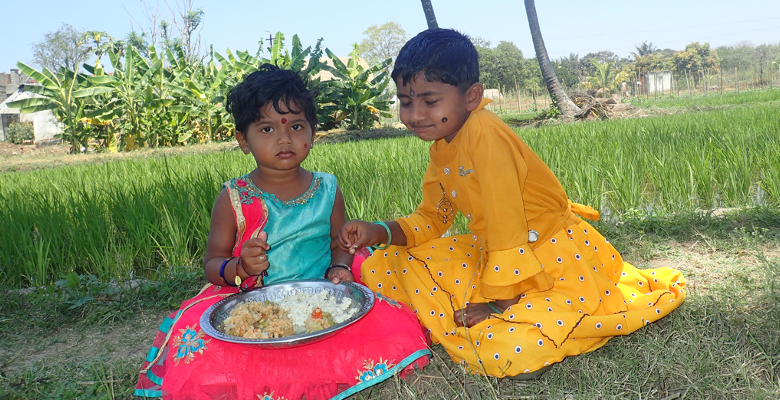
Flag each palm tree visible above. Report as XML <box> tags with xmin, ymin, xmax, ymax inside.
<box><xmin>523</xmin><ymin>0</ymin><xmax>581</xmax><ymax>121</ymax></box>
<box><xmin>587</xmin><ymin>59</ymin><xmax>615</xmax><ymax>97</ymax></box>
<box><xmin>632</xmin><ymin>41</ymin><xmax>658</xmax><ymax>58</ymax></box>
<box><xmin>420</xmin><ymin>0</ymin><xmax>439</xmax><ymax>29</ymax></box>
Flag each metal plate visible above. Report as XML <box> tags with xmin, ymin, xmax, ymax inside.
<box><xmin>200</xmin><ymin>279</ymin><xmax>374</xmax><ymax>348</ymax></box>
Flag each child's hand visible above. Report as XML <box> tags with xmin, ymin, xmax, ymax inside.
<box><xmin>240</xmin><ymin>231</ymin><xmax>271</xmax><ymax>276</ymax></box>
<box><xmin>327</xmin><ymin>266</ymin><xmax>355</xmax><ymax>284</ymax></box>
<box><xmin>338</xmin><ymin>220</ymin><xmax>385</xmax><ymax>254</ymax></box>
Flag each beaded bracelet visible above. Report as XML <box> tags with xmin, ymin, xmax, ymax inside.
<box><xmin>219</xmin><ymin>257</ymin><xmax>238</xmax><ymax>287</ymax></box>
<box><xmin>487</xmin><ymin>301</ymin><xmax>503</xmax><ymax>314</ymax></box>
<box><xmin>324</xmin><ymin>263</ymin><xmax>351</xmax><ymax>279</ymax></box>
<box><xmin>373</xmin><ymin>221</ymin><xmax>392</xmax><ymax>250</ymax></box>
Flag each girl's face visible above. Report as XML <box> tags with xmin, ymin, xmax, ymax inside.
<box><xmin>236</xmin><ymin>101</ymin><xmax>314</xmax><ymax>173</ymax></box>
<box><xmin>395</xmin><ymin>72</ymin><xmax>483</xmax><ymax>143</ymax></box>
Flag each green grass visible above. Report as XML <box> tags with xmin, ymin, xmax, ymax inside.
<box><xmin>629</xmin><ymin>87</ymin><xmax>780</xmax><ymax>109</ymax></box>
<box><xmin>1</xmin><ymin>210</ymin><xmax>778</xmax><ymax>399</ymax></box>
<box><xmin>1</xmin><ymin>105</ymin><xmax>779</xmax><ymax>288</ymax></box>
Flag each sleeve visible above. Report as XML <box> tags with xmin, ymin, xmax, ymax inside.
<box><xmin>472</xmin><ymin>120</ymin><xmax>550</xmax><ymax>296</ymax></box>
<box><xmin>395</xmin><ymin>161</ymin><xmax>457</xmax><ymax>247</ymax></box>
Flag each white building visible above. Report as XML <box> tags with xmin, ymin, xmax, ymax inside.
<box><xmin>645</xmin><ymin>71</ymin><xmax>673</xmax><ymax>94</ymax></box>
<box><xmin>0</xmin><ymin>90</ymin><xmax>62</xmax><ymax>145</ymax></box>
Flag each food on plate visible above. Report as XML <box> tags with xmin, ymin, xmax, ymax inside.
<box><xmin>220</xmin><ymin>290</ymin><xmax>356</xmax><ymax>339</ymax></box>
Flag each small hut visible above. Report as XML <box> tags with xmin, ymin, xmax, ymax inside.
<box><xmin>0</xmin><ymin>90</ymin><xmax>62</xmax><ymax>145</ymax></box>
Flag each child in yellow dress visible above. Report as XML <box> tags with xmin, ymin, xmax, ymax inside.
<box><xmin>337</xmin><ymin>29</ymin><xmax>686</xmax><ymax>379</ymax></box>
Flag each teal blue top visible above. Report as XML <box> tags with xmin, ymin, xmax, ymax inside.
<box><xmin>226</xmin><ymin>171</ymin><xmax>337</xmax><ymax>285</ymax></box>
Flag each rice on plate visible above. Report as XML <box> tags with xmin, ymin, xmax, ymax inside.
<box><xmin>220</xmin><ymin>290</ymin><xmax>355</xmax><ymax>339</ymax></box>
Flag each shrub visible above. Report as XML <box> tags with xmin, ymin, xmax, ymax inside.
<box><xmin>6</xmin><ymin>121</ymin><xmax>34</xmax><ymax>144</ymax></box>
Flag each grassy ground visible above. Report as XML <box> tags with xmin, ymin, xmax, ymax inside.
<box><xmin>1</xmin><ymin>209</ymin><xmax>779</xmax><ymax>399</ymax></box>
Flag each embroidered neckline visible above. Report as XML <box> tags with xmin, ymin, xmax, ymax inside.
<box><xmin>232</xmin><ymin>174</ymin><xmax>322</xmax><ymax>206</ymax></box>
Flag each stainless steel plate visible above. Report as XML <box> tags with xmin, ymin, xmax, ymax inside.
<box><xmin>200</xmin><ymin>280</ymin><xmax>374</xmax><ymax>348</ymax></box>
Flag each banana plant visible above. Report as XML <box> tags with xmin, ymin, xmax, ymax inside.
<box><xmin>6</xmin><ymin>62</ymin><xmax>114</xmax><ymax>152</ymax></box>
<box><xmin>88</xmin><ymin>45</ymin><xmax>174</xmax><ymax>149</ymax></box>
<box><xmin>318</xmin><ymin>44</ymin><xmax>393</xmax><ymax>130</ymax></box>
<box><xmin>587</xmin><ymin>59</ymin><xmax>616</xmax><ymax>97</ymax></box>
<box><xmin>166</xmin><ymin>54</ymin><xmax>230</xmax><ymax>142</ymax></box>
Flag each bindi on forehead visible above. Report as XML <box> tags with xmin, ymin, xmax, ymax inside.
<box><xmin>280</xmin><ymin>117</ymin><xmax>287</xmax><ymax>124</ymax></box>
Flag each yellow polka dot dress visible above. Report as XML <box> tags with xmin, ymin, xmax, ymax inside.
<box><xmin>360</xmin><ymin>99</ymin><xmax>686</xmax><ymax>377</ymax></box>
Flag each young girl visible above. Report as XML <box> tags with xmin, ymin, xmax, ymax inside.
<box><xmin>135</xmin><ymin>64</ymin><xmax>430</xmax><ymax>399</ymax></box>
<box><xmin>338</xmin><ymin>29</ymin><xmax>686</xmax><ymax>379</ymax></box>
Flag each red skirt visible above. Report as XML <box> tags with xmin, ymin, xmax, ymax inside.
<box><xmin>135</xmin><ymin>255</ymin><xmax>430</xmax><ymax>400</ymax></box>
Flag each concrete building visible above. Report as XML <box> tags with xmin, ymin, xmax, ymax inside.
<box><xmin>0</xmin><ymin>89</ymin><xmax>62</xmax><ymax>145</ymax></box>
<box><xmin>0</xmin><ymin>69</ymin><xmax>32</xmax><ymax>102</ymax></box>
<box><xmin>644</xmin><ymin>71</ymin><xmax>673</xmax><ymax>94</ymax></box>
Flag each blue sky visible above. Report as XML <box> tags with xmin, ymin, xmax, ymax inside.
<box><xmin>2</xmin><ymin>0</ymin><xmax>779</xmax><ymax>71</ymax></box>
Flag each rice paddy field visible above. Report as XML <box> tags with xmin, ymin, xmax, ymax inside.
<box><xmin>1</xmin><ymin>100</ymin><xmax>778</xmax><ymax>288</ymax></box>
<box><xmin>1</xmin><ymin>90</ymin><xmax>779</xmax><ymax>399</ymax></box>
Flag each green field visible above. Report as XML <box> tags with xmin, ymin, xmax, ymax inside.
<box><xmin>627</xmin><ymin>87</ymin><xmax>780</xmax><ymax>109</ymax></box>
<box><xmin>1</xmin><ymin>103</ymin><xmax>778</xmax><ymax>288</ymax></box>
<box><xmin>1</xmin><ymin>93</ymin><xmax>779</xmax><ymax>399</ymax></box>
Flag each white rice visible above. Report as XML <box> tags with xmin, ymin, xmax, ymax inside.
<box><xmin>276</xmin><ymin>290</ymin><xmax>354</xmax><ymax>332</ymax></box>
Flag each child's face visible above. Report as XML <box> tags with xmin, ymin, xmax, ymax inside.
<box><xmin>236</xmin><ymin>101</ymin><xmax>314</xmax><ymax>173</ymax></box>
<box><xmin>395</xmin><ymin>72</ymin><xmax>482</xmax><ymax>143</ymax></box>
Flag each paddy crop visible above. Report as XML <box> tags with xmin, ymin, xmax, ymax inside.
<box><xmin>629</xmin><ymin>87</ymin><xmax>780</xmax><ymax>109</ymax></box>
<box><xmin>1</xmin><ymin>104</ymin><xmax>778</xmax><ymax>288</ymax></box>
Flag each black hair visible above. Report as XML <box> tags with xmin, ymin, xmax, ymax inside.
<box><xmin>391</xmin><ymin>29</ymin><xmax>479</xmax><ymax>91</ymax></box>
<box><xmin>226</xmin><ymin>63</ymin><xmax>318</xmax><ymax>133</ymax></box>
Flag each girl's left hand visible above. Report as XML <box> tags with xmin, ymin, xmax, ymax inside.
<box><xmin>327</xmin><ymin>266</ymin><xmax>355</xmax><ymax>284</ymax></box>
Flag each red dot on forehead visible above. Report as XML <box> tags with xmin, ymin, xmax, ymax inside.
<box><xmin>280</xmin><ymin>118</ymin><xmax>287</xmax><ymax>124</ymax></box>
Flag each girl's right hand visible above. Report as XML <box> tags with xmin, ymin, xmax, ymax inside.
<box><xmin>240</xmin><ymin>231</ymin><xmax>271</xmax><ymax>276</ymax></box>
<box><xmin>337</xmin><ymin>220</ymin><xmax>385</xmax><ymax>254</ymax></box>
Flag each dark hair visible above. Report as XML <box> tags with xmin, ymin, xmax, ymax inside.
<box><xmin>391</xmin><ymin>29</ymin><xmax>479</xmax><ymax>91</ymax></box>
<box><xmin>226</xmin><ymin>64</ymin><xmax>318</xmax><ymax>133</ymax></box>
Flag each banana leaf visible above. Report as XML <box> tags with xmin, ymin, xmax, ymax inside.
<box><xmin>15</xmin><ymin>62</ymin><xmax>57</xmax><ymax>89</ymax></box>
<box><xmin>72</xmin><ymin>87</ymin><xmax>115</xmax><ymax>98</ymax></box>
<box><xmin>20</xmin><ymin>84</ymin><xmax>56</xmax><ymax>98</ymax></box>
<box><xmin>270</xmin><ymin>32</ymin><xmax>285</xmax><ymax>63</ymax></box>
<box><xmin>169</xmin><ymin>104</ymin><xmax>202</xmax><ymax>116</ymax></box>
<box><xmin>6</xmin><ymin>97</ymin><xmax>56</xmax><ymax>111</ymax></box>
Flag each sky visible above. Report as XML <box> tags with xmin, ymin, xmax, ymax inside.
<box><xmin>2</xmin><ymin>0</ymin><xmax>779</xmax><ymax>72</ymax></box>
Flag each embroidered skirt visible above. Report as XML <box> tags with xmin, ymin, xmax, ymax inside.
<box><xmin>135</xmin><ymin>271</ymin><xmax>430</xmax><ymax>399</ymax></box>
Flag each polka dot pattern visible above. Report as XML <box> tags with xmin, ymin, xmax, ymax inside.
<box><xmin>358</xmin><ymin>217</ymin><xmax>685</xmax><ymax>378</ymax></box>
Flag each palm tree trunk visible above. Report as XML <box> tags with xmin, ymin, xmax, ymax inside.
<box><xmin>420</xmin><ymin>0</ymin><xmax>439</xmax><ymax>29</ymax></box>
<box><xmin>524</xmin><ymin>0</ymin><xmax>581</xmax><ymax>121</ymax></box>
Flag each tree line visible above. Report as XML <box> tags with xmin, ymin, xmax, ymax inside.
<box><xmin>11</xmin><ymin>18</ymin><xmax>393</xmax><ymax>153</ymax></box>
<box><xmin>475</xmin><ymin>40</ymin><xmax>780</xmax><ymax>99</ymax></box>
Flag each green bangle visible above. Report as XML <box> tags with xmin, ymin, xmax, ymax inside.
<box><xmin>488</xmin><ymin>301</ymin><xmax>503</xmax><ymax>314</ymax></box>
<box><xmin>373</xmin><ymin>221</ymin><xmax>392</xmax><ymax>250</ymax></box>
